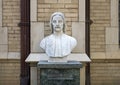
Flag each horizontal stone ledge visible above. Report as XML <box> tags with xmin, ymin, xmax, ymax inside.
<box><xmin>0</xmin><ymin>52</ymin><xmax>20</xmax><ymax>59</ymax></box>
<box><xmin>25</xmin><ymin>53</ymin><xmax>91</xmax><ymax>63</ymax></box>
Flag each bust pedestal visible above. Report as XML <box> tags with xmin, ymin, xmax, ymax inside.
<box><xmin>38</xmin><ymin>61</ymin><xmax>82</xmax><ymax>85</ymax></box>
<box><xmin>25</xmin><ymin>53</ymin><xmax>91</xmax><ymax>85</ymax></box>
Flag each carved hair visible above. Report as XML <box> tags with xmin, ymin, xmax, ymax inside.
<box><xmin>50</xmin><ymin>12</ymin><xmax>66</xmax><ymax>33</ymax></box>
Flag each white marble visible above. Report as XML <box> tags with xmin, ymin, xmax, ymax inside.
<box><xmin>48</xmin><ymin>56</ymin><xmax>67</xmax><ymax>62</ymax></box>
<box><xmin>40</xmin><ymin>12</ymin><xmax>77</xmax><ymax>57</ymax></box>
<box><xmin>25</xmin><ymin>53</ymin><xmax>91</xmax><ymax>63</ymax></box>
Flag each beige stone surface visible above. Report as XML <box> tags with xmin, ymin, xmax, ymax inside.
<box><xmin>72</xmin><ymin>22</ymin><xmax>85</xmax><ymax>53</ymax></box>
<box><xmin>79</xmin><ymin>0</ymin><xmax>85</xmax><ymax>21</ymax></box>
<box><xmin>90</xmin><ymin>0</ymin><xmax>110</xmax><ymax>52</ymax></box>
<box><xmin>111</xmin><ymin>0</ymin><xmax>119</xmax><ymax>27</ymax></box>
<box><xmin>91</xmin><ymin>63</ymin><xmax>120</xmax><ymax>85</ymax></box>
<box><xmin>0</xmin><ymin>60</ymin><xmax>20</xmax><ymax>85</ymax></box>
<box><xmin>31</xmin><ymin>22</ymin><xmax>44</xmax><ymax>53</ymax></box>
<box><xmin>0</xmin><ymin>52</ymin><xmax>20</xmax><ymax>59</ymax></box>
<box><xmin>31</xmin><ymin>67</ymin><xmax>37</xmax><ymax>85</ymax></box>
<box><xmin>0</xmin><ymin>27</ymin><xmax>8</xmax><ymax>44</ymax></box>
<box><xmin>3</xmin><ymin>0</ymin><xmax>21</xmax><ymax>52</ymax></box>
<box><xmin>37</xmin><ymin>0</ymin><xmax>79</xmax><ymax>22</ymax></box>
<box><xmin>106</xmin><ymin>27</ymin><xmax>118</xmax><ymax>44</ymax></box>
<box><xmin>91</xmin><ymin>51</ymin><xmax>120</xmax><ymax>60</ymax></box>
<box><xmin>30</xmin><ymin>0</ymin><xmax>37</xmax><ymax>21</ymax></box>
<box><xmin>0</xmin><ymin>52</ymin><xmax>8</xmax><ymax>59</ymax></box>
<box><xmin>91</xmin><ymin>52</ymin><xmax>106</xmax><ymax>59</ymax></box>
<box><xmin>45</xmin><ymin>0</ymin><xmax>57</xmax><ymax>3</ymax></box>
<box><xmin>80</xmin><ymin>66</ymin><xmax>85</xmax><ymax>85</ymax></box>
<box><xmin>0</xmin><ymin>45</ymin><xmax>8</xmax><ymax>52</ymax></box>
<box><xmin>0</xmin><ymin>0</ymin><xmax>2</xmax><ymax>26</ymax></box>
<box><xmin>7</xmin><ymin>52</ymin><xmax>20</xmax><ymax>59</ymax></box>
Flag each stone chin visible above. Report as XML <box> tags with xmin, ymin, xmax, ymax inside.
<box><xmin>55</xmin><ymin>28</ymin><xmax>62</xmax><ymax>32</ymax></box>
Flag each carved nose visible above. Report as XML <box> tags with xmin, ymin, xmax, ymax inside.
<box><xmin>56</xmin><ymin>22</ymin><xmax>59</xmax><ymax>25</ymax></box>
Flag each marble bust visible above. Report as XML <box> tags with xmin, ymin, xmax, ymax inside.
<box><xmin>40</xmin><ymin>12</ymin><xmax>77</xmax><ymax>57</ymax></box>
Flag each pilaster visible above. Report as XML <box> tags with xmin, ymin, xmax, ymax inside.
<box><xmin>0</xmin><ymin>0</ymin><xmax>2</xmax><ymax>26</ymax></box>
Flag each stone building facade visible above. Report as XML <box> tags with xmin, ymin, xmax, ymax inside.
<box><xmin>0</xmin><ymin>0</ymin><xmax>120</xmax><ymax>85</ymax></box>
<box><xmin>0</xmin><ymin>0</ymin><xmax>20</xmax><ymax>85</ymax></box>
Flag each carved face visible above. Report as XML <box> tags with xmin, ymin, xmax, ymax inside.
<box><xmin>52</xmin><ymin>15</ymin><xmax>64</xmax><ymax>32</ymax></box>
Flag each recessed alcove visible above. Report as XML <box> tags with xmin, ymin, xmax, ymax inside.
<box><xmin>26</xmin><ymin>0</ymin><xmax>91</xmax><ymax>85</ymax></box>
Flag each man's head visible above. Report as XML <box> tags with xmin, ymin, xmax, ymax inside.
<box><xmin>50</xmin><ymin>12</ymin><xmax>65</xmax><ymax>33</ymax></box>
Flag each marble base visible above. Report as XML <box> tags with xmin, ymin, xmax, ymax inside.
<box><xmin>48</xmin><ymin>56</ymin><xmax>67</xmax><ymax>62</ymax></box>
<box><xmin>37</xmin><ymin>61</ymin><xmax>82</xmax><ymax>85</ymax></box>
<box><xmin>38</xmin><ymin>61</ymin><xmax>82</xmax><ymax>68</ymax></box>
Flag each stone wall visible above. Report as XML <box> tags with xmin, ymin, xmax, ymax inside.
<box><xmin>31</xmin><ymin>0</ymin><xmax>86</xmax><ymax>53</ymax></box>
<box><xmin>90</xmin><ymin>0</ymin><xmax>110</xmax><ymax>52</ymax></box>
<box><xmin>91</xmin><ymin>62</ymin><xmax>120</xmax><ymax>85</ymax></box>
<box><xmin>90</xmin><ymin>0</ymin><xmax>120</xmax><ymax>85</ymax></box>
<box><xmin>0</xmin><ymin>0</ymin><xmax>119</xmax><ymax>85</ymax></box>
<box><xmin>3</xmin><ymin>0</ymin><xmax>20</xmax><ymax>52</ymax></box>
<box><xmin>37</xmin><ymin>0</ymin><xmax>79</xmax><ymax>36</ymax></box>
<box><xmin>0</xmin><ymin>0</ymin><xmax>21</xmax><ymax>85</ymax></box>
<box><xmin>0</xmin><ymin>60</ymin><xmax>20</xmax><ymax>85</ymax></box>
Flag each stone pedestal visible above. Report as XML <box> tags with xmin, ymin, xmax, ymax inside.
<box><xmin>37</xmin><ymin>61</ymin><xmax>82</xmax><ymax>85</ymax></box>
<box><xmin>25</xmin><ymin>53</ymin><xmax>91</xmax><ymax>85</ymax></box>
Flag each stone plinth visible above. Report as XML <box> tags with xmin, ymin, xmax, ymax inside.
<box><xmin>25</xmin><ymin>53</ymin><xmax>91</xmax><ymax>85</ymax></box>
<box><xmin>37</xmin><ymin>61</ymin><xmax>82</xmax><ymax>85</ymax></box>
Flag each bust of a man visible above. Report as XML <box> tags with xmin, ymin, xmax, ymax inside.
<box><xmin>40</xmin><ymin>12</ymin><xmax>77</xmax><ymax>57</ymax></box>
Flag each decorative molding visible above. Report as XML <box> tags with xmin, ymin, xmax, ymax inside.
<box><xmin>91</xmin><ymin>52</ymin><xmax>120</xmax><ymax>59</ymax></box>
<box><xmin>0</xmin><ymin>52</ymin><xmax>20</xmax><ymax>59</ymax></box>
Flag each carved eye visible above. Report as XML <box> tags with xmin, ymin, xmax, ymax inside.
<box><xmin>52</xmin><ymin>20</ymin><xmax>56</xmax><ymax>23</ymax></box>
<box><xmin>58</xmin><ymin>20</ymin><xmax>63</xmax><ymax>23</ymax></box>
